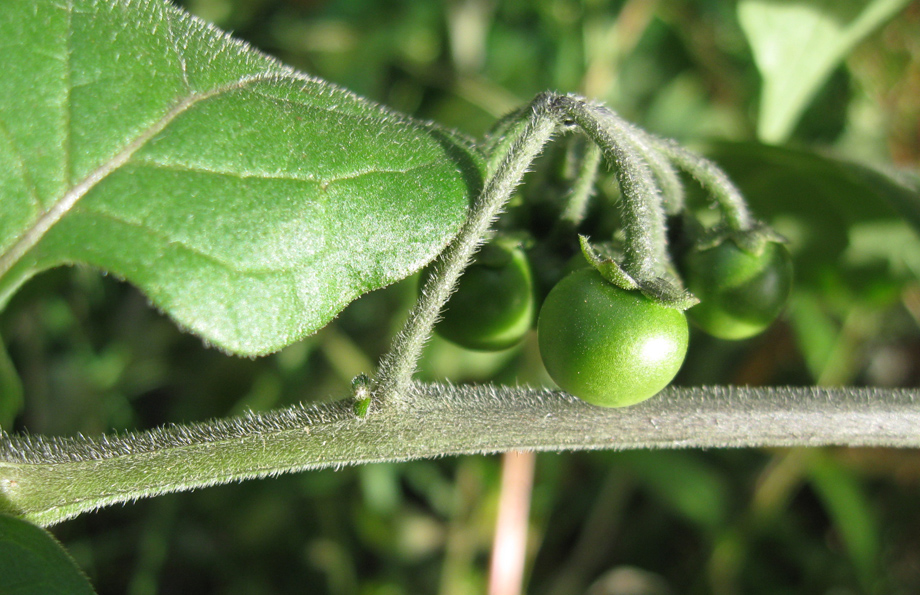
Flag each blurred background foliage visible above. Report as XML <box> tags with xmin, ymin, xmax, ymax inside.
<box><xmin>2</xmin><ymin>0</ymin><xmax>920</xmax><ymax>593</ymax></box>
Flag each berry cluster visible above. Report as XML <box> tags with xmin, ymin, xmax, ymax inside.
<box><xmin>423</xmin><ymin>96</ymin><xmax>793</xmax><ymax>408</ymax></box>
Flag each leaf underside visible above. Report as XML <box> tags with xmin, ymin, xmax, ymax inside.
<box><xmin>0</xmin><ymin>0</ymin><xmax>483</xmax><ymax>355</ymax></box>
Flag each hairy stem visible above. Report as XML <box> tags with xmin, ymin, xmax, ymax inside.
<box><xmin>559</xmin><ymin>141</ymin><xmax>603</xmax><ymax>228</ymax></box>
<box><xmin>642</xmin><ymin>133</ymin><xmax>755</xmax><ymax>230</ymax></box>
<box><xmin>481</xmin><ymin>106</ymin><xmax>531</xmax><ymax>176</ymax></box>
<box><xmin>558</xmin><ymin>98</ymin><xmax>668</xmax><ymax>279</ymax></box>
<box><xmin>375</xmin><ymin>94</ymin><xmax>714</xmax><ymax>401</ymax></box>
<box><xmin>616</xmin><ymin>122</ymin><xmax>685</xmax><ymax>215</ymax></box>
<box><xmin>1</xmin><ymin>384</ymin><xmax>918</xmax><ymax>527</ymax></box>
<box><xmin>374</xmin><ymin>94</ymin><xmax>561</xmax><ymax>404</ymax></box>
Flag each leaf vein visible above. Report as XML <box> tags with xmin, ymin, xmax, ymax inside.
<box><xmin>77</xmin><ymin>206</ymin><xmax>319</xmax><ymax>276</ymax></box>
<box><xmin>128</xmin><ymin>157</ymin><xmax>440</xmax><ymax>185</ymax></box>
<box><xmin>0</xmin><ymin>73</ymin><xmax>281</xmax><ymax>280</ymax></box>
<box><xmin>245</xmin><ymin>84</ymin><xmax>415</xmax><ymax>128</ymax></box>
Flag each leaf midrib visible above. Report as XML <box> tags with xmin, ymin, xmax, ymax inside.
<box><xmin>0</xmin><ymin>74</ymin><xmax>277</xmax><ymax>280</ymax></box>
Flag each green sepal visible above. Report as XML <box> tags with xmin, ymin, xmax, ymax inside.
<box><xmin>578</xmin><ymin>236</ymin><xmax>698</xmax><ymax>310</ymax></box>
<box><xmin>693</xmin><ymin>220</ymin><xmax>788</xmax><ymax>256</ymax></box>
<box><xmin>578</xmin><ymin>235</ymin><xmax>639</xmax><ymax>290</ymax></box>
<box><xmin>636</xmin><ymin>276</ymin><xmax>700</xmax><ymax>311</ymax></box>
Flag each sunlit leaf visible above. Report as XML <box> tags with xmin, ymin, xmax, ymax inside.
<box><xmin>0</xmin><ymin>0</ymin><xmax>482</xmax><ymax>356</ymax></box>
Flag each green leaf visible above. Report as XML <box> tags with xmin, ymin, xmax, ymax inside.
<box><xmin>738</xmin><ymin>0</ymin><xmax>909</xmax><ymax>143</ymax></box>
<box><xmin>808</xmin><ymin>453</ymin><xmax>880</xmax><ymax>589</ymax></box>
<box><xmin>0</xmin><ymin>0</ymin><xmax>482</xmax><ymax>356</ymax></box>
<box><xmin>617</xmin><ymin>450</ymin><xmax>729</xmax><ymax>531</ymax></box>
<box><xmin>0</xmin><ymin>513</ymin><xmax>97</xmax><ymax>595</ymax></box>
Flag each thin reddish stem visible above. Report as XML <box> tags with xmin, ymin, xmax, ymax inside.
<box><xmin>488</xmin><ymin>450</ymin><xmax>536</xmax><ymax>595</ymax></box>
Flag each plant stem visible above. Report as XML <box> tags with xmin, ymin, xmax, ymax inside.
<box><xmin>488</xmin><ymin>451</ymin><xmax>535</xmax><ymax>595</ymax></box>
<box><xmin>558</xmin><ymin>98</ymin><xmax>669</xmax><ymax>279</ymax></box>
<box><xmin>376</xmin><ymin>94</ymin><xmax>699</xmax><ymax>401</ymax></box>
<box><xmin>2</xmin><ymin>384</ymin><xmax>918</xmax><ymax>527</ymax></box>
<box><xmin>559</xmin><ymin>141</ymin><xmax>603</xmax><ymax>228</ymax></box>
<box><xmin>616</xmin><ymin>122</ymin><xmax>685</xmax><ymax>215</ymax></box>
<box><xmin>374</xmin><ymin>93</ymin><xmax>561</xmax><ymax>405</ymax></box>
<box><xmin>641</xmin><ymin>133</ymin><xmax>755</xmax><ymax>230</ymax></box>
<box><xmin>481</xmin><ymin>106</ymin><xmax>531</xmax><ymax>176</ymax></box>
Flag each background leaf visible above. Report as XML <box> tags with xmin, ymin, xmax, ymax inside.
<box><xmin>0</xmin><ymin>0</ymin><xmax>482</xmax><ymax>356</ymax></box>
<box><xmin>738</xmin><ymin>0</ymin><xmax>910</xmax><ymax>144</ymax></box>
<box><xmin>807</xmin><ymin>452</ymin><xmax>880</xmax><ymax>591</ymax></box>
<box><xmin>706</xmin><ymin>141</ymin><xmax>920</xmax><ymax>284</ymax></box>
<box><xmin>0</xmin><ymin>513</ymin><xmax>97</xmax><ymax>595</ymax></box>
